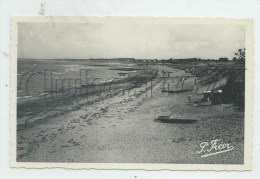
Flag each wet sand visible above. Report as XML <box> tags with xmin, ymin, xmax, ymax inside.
<box><xmin>17</xmin><ymin>66</ymin><xmax>244</xmax><ymax>164</ymax></box>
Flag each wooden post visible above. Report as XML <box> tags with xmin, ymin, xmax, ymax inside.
<box><xmin>55</xmin><ymin>78</ymin><xmax>58</xmax><ymax>97</ymax></box>
<box><xmin>146</xmin><ymin>80</ymin><xmax>148</xmax><ymax>98</ymax></box>
<box><xmin>151</xmin><ymin>78</ymin><xmax>153</xmax><ymax>98</ymax></box>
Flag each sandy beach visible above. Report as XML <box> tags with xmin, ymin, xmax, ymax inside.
<box><xmin>16</xmin><ymin>65</ymin><xmax>244</xmax><ymax>164</ymax></box>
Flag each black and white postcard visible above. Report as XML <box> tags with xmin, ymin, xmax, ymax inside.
<box><xmin>10</xmin><ymin>17</ymin><xmax>253</xmax><ymax>170</ymax></box>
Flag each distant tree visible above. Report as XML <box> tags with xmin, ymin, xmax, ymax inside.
<box><xmin>232</xmin><ymin>57</ymin><xmax>237</xmax><ymax>61</ymax></box>
<box><xmin>234</xmin><ymin>48</ymin><xmax>245</xmax><ymax>63</ymax></box>
<box><xmin>218</xmin><ymin>57</ymin><xmax>229</xmax><ymax>62</ymax></box>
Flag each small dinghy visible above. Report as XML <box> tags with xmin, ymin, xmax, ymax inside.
<box><xmin>155</xmin><ymin>116</ymin><xmax>197</xmax><ymax>124</ymax></box>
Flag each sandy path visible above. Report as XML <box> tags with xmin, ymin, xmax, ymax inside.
<box><xmin>17</xmin><ymin>67</ymin><xmax>244</xmax><ymax>164</ymax></box>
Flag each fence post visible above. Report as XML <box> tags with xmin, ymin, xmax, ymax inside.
<box><xmin>80</xmin><ymin>69</ymin><xmax>87</xmax><ymax>94</ymax></box>
<box><xmin>62</xmin><ymin>79</ymin><xmax>68</xmax><ymax>96</ymax></box>
<box><xmin>151</xmin><ymin>78</ymin><xmax>153</xmax><ymax>98</ymax></box>
<box><xmin>50</xmin><ymin>70</ymin><xmax>56</xmax><ymax>99</ymax></box>
<box><xmin>86</xmin><ymin>70</ymin><xmax>89</xmax><ymax>94</ymax></box>
<box><xmin>55</xmin><ymin>78</ymin><xmax>58</xmax><ymax>97</ymax></box>
<box><xmin>69</xmin><ymin>78</ymin><xmax>74</xmax><ymax>95</ymax></box>
<box><xmin>75</xmin><ymin>79</ymin><xmax>81</xmax><ymax>95</ymax></box>
<box><xmin>146</xmin><ymin>79</ymin><xmax>148</xmax><ymax>98</ymax></box>
<box><xmin>44</xmin><ymin>70</ymin><xmax>48</xmax><ymax>99</ymax></box>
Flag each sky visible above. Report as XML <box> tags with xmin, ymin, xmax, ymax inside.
<box><xmin>18</xmin><ymin>22</ymin><xmax>245</xmax><ymax>60</ymax></box>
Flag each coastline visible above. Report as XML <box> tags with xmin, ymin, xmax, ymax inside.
<box><xmin>16</xmin><ymin>65</ymin><xmax>244</xmax><ymax>164</ymax></box>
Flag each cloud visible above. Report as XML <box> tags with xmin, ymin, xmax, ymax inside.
<box><xmin>18</xmin><ymin>22</ymin><xmax>245</xmax><ymax>60</ymax></box>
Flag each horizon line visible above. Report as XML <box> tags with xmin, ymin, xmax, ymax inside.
<box><xmin>17</xmin><ymin>57</ymin><xmax>230</xmax><ymax>60</ymax></box>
